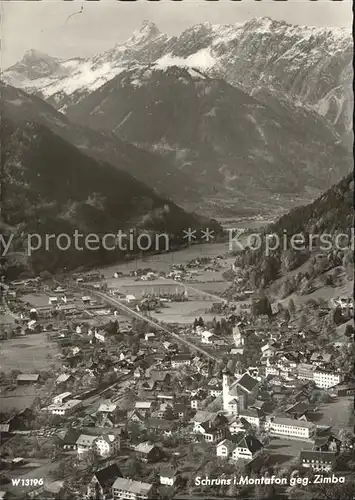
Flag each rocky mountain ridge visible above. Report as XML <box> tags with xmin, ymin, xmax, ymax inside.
<box><xmin>64</xmin><ymin>64</ymin><xmax>352</xmax><ymax>215</ymax></box>
<box><xmin>0</xmin><ymin>83</ymin><xmax>201</xmax><ymax>205</ymax></box>
<box><xmin>4</xmin><ymin>18</ymin><xmax>352</xmax><ymax>142</ymax></box>
<box><xmin>1</xmin><ymin>84</ymin><xmax>221</xmax><ymax>277</ymax></box>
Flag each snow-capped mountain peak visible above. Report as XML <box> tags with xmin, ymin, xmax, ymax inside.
<box><xmin>129</xmin><ymin>20</ymin><xmax>161</xmax><ymax>45</ymax></box>
<box><xmin>3</xmin><ymin>17</ymin><xmax>352</xmax><ymax>138</ymax></box>
<box><xmin>8</xmin><ymin>49</ymin><xmax>62</xmax><ymax>80</ymax></box>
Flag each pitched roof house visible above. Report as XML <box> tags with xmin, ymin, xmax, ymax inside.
<box><xmin>134</xmin><ymin>442</ymin><xmax>162</xmax><ymax>462</ymax></box>
<box><xmin>216</xmin><ymin>439</ymin><xmax>235</xmax><ymax>458</ymax></box>
<box><xmin>232</xmin><ymin>434</ymin><xmax>263</xmax><ymax>460</ymax></box>
<box><xmin>76</xmin><ymin>434</ymin><xmax>98</xmax><ymax>457</ymax></box>
<box><xmin>159</xmin><ymin>467</ymin><xmax>178</xmax><ymax>486</ymax></box>
<box><xmin>87</xmin><ymin>463</ymin><xmax>122</xmax><ymax>500</ymax></box>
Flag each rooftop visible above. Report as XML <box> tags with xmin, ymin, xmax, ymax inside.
<box><xmin>135</xmin><ymin>401</ymin><xmax>153</xmax><ymax>409</ymax></box>
<box><xmin>134</xmin><ymin>442</ymin><xmax>156</xmax><ymax>454</ymax></box>
<box><xmin>94</xmin><ymin>463</ymin><xmax>122</xmax><ymax>487</ymax></box>
<box><xmin>112</xmin><ymin>478</ymin><xmax>152</xmax><ymax>495</ymax></box>
<box><xmin>237</xmin><ymin>373</ymin><xmax>259</xmax><ymax>393</ymax></box>
<box><xmin>76</xmin><ymin>434</ymin><xmax>98</xmax><ymax>446</ymax></box>
<box><xmin>160</xmin><ymin>467</ymin><xmax>177</xmax><ymax>478</ymax></box>
<box><xmin>98</xmin><ymin>402</ymin><xmax>118</xmax><ymax>413</ymax></box>
<box><xmin>234</xmin><ymin>434</ymin><xmax>263</xmax><ymax>454</ymax></box>
<box><xmin>300</xmin><ymin>450</ymin><xmax>336</xmax><ymax>463</ymax></box>
<box><xmin>17</xmin><ymin>373</ymin><xmax>39</xmax><ymax>381</ymax></box>
<box><xmin>272</xmin><ymin>417</ymin><xmax>315</xmax><ymax>429</ymax></box>
<box><xmin>193</xmin><ymin>410</ymin><xmax>216</xmax><ymax>423</ymax></box>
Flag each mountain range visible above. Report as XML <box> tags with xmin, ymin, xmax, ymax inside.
<box><xmin>4</xmin><ymin>18</ymin><xmax>352</xmax><ymax>143</ymax></box>
<box><xmin>3</xmin><ymin>18</ymin><xmax>352</xmax><ymax>216</ymax></box>
<box><xmin>64</xmin><ymin>63</ymin><xmax>351</xmax><ymax>213</ymax></box>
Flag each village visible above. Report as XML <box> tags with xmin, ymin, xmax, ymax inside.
<box><xmin>0</xmin><ymin>249</ymin><xmax>354</xmax><ymax>500</ymax></box>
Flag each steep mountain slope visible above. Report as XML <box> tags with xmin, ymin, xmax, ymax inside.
<box><xmin>64</xmin><ymin>64</ymin><xmax>351</xmax><ymax>214</ymax></box>
<box><xmin>229</xmin><ymin>173</ymin><xmax>354</xmax><ymax>294</ymax></box>
<box><xmin>4</xmin><ymin>18</ymin><xmax>352</xmax><ymax>141</ymax></box>
<box><xmin>0</xmin><ymin>115</ymin><xmax>220</xmax><ymax>277</ymax></box>
<box><xmin>0</xmin><ymin>83</ymin><xmax>200</xmax><ymax>205</ymax></box>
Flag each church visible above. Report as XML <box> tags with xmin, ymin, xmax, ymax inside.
<box><xmin>222</xmin><ymin>367</ymin><xmax>259</xmax><ymax>415</ymax></box>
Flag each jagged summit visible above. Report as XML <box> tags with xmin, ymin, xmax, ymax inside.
<box><xmin>7</xmin><ymin>49</ymin><xmax>62</xmax><ymax>81</ymax></box>
<box><xmin>129</xmin><ymin>20</ymin><xmax>161</xmax><ymax>45</ymax></box>
<box><xmin>21</xmin><ymin>48</ymin><xmax>58</xmax><ymax>61</ymax></box>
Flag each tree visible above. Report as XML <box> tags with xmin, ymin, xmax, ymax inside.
<box><xmin>288</xmin><ymin>298</ymin><xmax>296</xmax><ymax>316</ymax></box>
<box><xmin>325</xmin><ymin>323</ymin><xmax>337</xmax><ymax>340</ymax></box>
<box><xmin>299</xmin><ymin>314</ymin><xmax>307</xmax><ymax>330</ymax></box>
<box><xmin>344</xmin><ymin>323</ymin><xmax>354</xmax><ymax>337</ymax></box>
<box><xmin>332</xmin><ymin>306</ymin><xmax>344</xmax><ymax>326</ymax></box>
<box><xmin>338</xmin><ymin>428</ymin><xmax>354</xmax><ymax>448</ymax></box>
<box><xmin>253</xmin><ymin>293</ymin><xmax>272</xmax><ymax>318</ymax></box>
<box><xmin>126</xmin><ymin>457</ymin><xmax>142</xmax><ymax>477</ymax></box>
<box><xmin>254</xmin><ymin>484</ymin><xmax>276</xmax><ymax>499</ymax></box>
<box><xmin>346</xmin><ymin>262</ymin><xmax>354</xmax><ymax>280</ymax></box>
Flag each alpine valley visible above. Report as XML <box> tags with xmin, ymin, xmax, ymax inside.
<box><xmin>3</xmin><ymin>18</ymin><xmax>353</xmax><ymax>217</ymax></box>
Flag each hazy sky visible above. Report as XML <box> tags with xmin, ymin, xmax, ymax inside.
<box><xmin>1</xmin><ymin>0</ymin><xmax>352</xmax><ymax>69</ymax></box>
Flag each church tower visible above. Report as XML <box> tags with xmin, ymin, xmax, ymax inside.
<box><xmin>222</xmin><ymin>368</ymin><xmax>231</xmax><ymax>413</ymax></box>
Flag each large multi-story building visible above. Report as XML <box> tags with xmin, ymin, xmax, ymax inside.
<box><xmin>45</xmin><ymin>399</ymin><xmax>82</xmax><ymax>416</ymax></box>
<box><xmin>300</xmin><ymin>450</ymin><xmax>337</xmax><ymax>472</ymax></box>
<box><xmin>297</xmin><ymin>363</ymin><xmax>316</xmax><ymax>381</ymax></box>
<box><xmin>313</xmin><ymin>370</ymin><xmax>342</xmax><ymax>389</ymax></box>
<box><xmin>94</xmin><ymin>434</ymin><xmax>120</xmax><ymax>458</ymax></box>
<box><xmin>268</xmin><ymin>417</ymin><xmax>315</xmax><ymax>440</ymax></box>
<box><xmin>112</xmin><ymin>478</ymin><xmax>153</xmax><ymax>500</ymax></box>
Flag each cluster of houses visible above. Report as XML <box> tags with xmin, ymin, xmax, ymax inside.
<box><xmin>262</xmin><ymin>346</ymin><xmax>343</xmax><ymax>389</ymax></box>
<box><xmin>193</xmin><ymin>325</ymin><xmax>230</xmax><ymax>349</ymax></box>
<box><xmin>2</xmin><ymin>271</ymin><xmax>354</xmax><ymax>500</ymax></box>
<box><xmin>329</xmin><ymin>296</ymin><xmax>354</xmax><ymax>311</ymax></box>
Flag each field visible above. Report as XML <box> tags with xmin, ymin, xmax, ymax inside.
<box><xmin>0</xmin><ymin>333</ymin><xmax>61</xmax><ymax>374</ymax></box>
<box><xmin>219</xmin><ymin>218</ymin><xmax>273</xmax><ymax>230</ymax></box>
<box><xmin>150</xmin><ymin>300</ymin><xmax>220</xmax><ymax>324</ymax></box>
<box><xmin>96</xmin><ymin>243</ymin><xmax>233</xmax><ymax>324</ymax></box>
<box><xmin>264</xmin><ymin>437</ymin><xmax>313</xmax><ymax>468</ymax></box>
<box><xmin>0</xmin><ymin>313</ymin><xmax>16</xmax><ymax>325</ymax></box>
<box><xmin>99</xmin><ymin>242</ymin><xmax>231</xmax><ymax>277</ymax></box>
<box><xmin>104</xmin><ymin>277</ymin><xmax>186</xmax><ymax>298</ymax></box>
<box><xmin>312</xmin><ymin>397</ymin><xmax>353</xmax><ymax>429</ymax></box>
<box><xmin>1</xmin><ymin>385</ymin><xmax>38</xmax><ymax>412</ymax></box>
<box><xmin>20</xmin><ymin>293</ymin><xmax>51</xmax><ymax>307</ymax></box>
